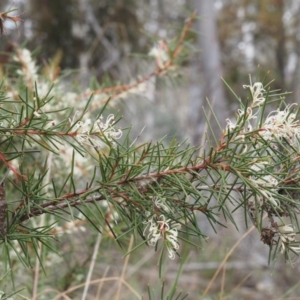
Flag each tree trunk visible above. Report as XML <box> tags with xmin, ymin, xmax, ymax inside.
<box><xmin>189</xmin><ymin>0</ymin><xmax>227</xmax><ymax>147</ymax></box>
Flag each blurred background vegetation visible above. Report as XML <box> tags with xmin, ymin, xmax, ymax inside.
<box><xmin>1</xmin><ymin>0</ymin><xmax>300</xmax><ymax>299</ymax></box>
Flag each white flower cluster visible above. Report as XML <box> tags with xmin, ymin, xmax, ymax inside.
<box><xmin>148</xmin><ymin>40</ymin><xmax>170</xmax><ymax>69</ymax></box>
<box><xmin>260</xmin><ymin>104</ymin><xmax>300</xmax><ymax>145</ymax></box>
<box><xmin>53</xmin><ymin>219</ymin><xmax>86</xmax><ymax>236</ymax></box>
<box><xmin>243</xmin><ymin>82</ymin><xmax>266</xmax><ymax>107</ymax></box>
<box><xmin>69</xmin><ymin>114</ymin><xmax>122</xmax><ymax>148</ymax></box>
<box><xmin>249</xmin><ymin>162</ymin><xmax>279</xmax><ymax>207</ymax></box>
<box><xmin>226</xmin><ymin>82</ymin><xmax>266</xmax><ymax>137</ymax></box>
<box><xmin>227</xmin><ymin>82</ymin><xmax>300</xmax><ymax>148</ymax></box>
<box><xmin>153</xmin><ymin>196</ymin><xmax>171</xmax><ymax>212</ymax></box>
<box><xmin>278</xmin><ymin>224</ymin><xmax>300</xmax><ymax>255</ymax></box>
<box><xmin>13</xmin><ymin>48</ymin><xmax>38</xmax><ymax>82</ymax></box>
<box><xmin>143</xmin><ymin>214</ymin><xmax>180</xmax><ymax>259</ymax></box>
<box><xmin>12</xmin><ymin>48</ymin><xmax>56</xmax><ymax>100</ymax></box>
<box><xmin>226</xmin><ymin>82</ymin><xmax>300</xmax><ymax>209</ymax></box>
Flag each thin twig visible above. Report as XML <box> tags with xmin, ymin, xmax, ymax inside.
<box><xmin>95</xmin><ymin>266</ymin><xmax>110</xmax><ymax>299</ymax></box>
<box><xmin>81</xmin><ymin>232</ymin><xmax>102</xmax><ymax>300</ymax></box>
<box><xmin>53</xmin><ymin>277</ymin><xmax>141</xmax><ymax>300</ymax></box>
<box><xmin>115</xmin><ymin>235</ymin><xmax>134</xmax><ymax>300</ymax></box>
<box><xmin>201</xmin><ymin>217</ymin><xmax>266</xmax><ymax>299</ymax></box>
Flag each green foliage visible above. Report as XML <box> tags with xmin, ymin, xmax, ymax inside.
<box><xmin>1</xmin><ymin>11</ymin><xmax>300</xmax><ymax>299</ymax></box>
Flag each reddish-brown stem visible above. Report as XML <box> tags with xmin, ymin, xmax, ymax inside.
<box><xmin>0</xmin><ymin>152</ymin><xmax>26</xmax><ymax>179</ymax></box>
<box><xmin>105</xmin><ymin>186</ymin><xmax>143</xmax><ymax>210</ymax></box>
<box><xmin>6</xmin><ymin>129</ymin><xmax>77</xmax><ymax>137</ymax></box>
<box><xmin>172</xmin><ymin>12</ymin><xmax>196</xmax><ymax>59</ymax></box>
<box><xmin>118</xmin><ymin>161</ymin><xmax>208</xmax><ymax>184</ymax></box>
<box><xmin>79</xmin><ymin>13</ymin><xmax>196</xmax><ymax>105</ymax></box>
<box><xmin>15</xmin><ymin>160</ymin><xmax>211</xmax><ymax>223</ymax></box>
<box><xmin>0</xmin><ymin>11</ymin><xmax>22</xmax><ymax>35</ymax></box>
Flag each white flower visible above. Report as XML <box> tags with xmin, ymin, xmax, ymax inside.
<box><xmin>259</xmin><ymin>189</ymin><xmax>279</xmax><ymax>207</ymax></box>
<box><xmin>63</xmin><ymin>92</ymin><xmax>78</xmax><ymax>106</ymax></box>
<box><xmin>44</xmin><ymin>120</ymin><xmax>57</xmax><ymax>130</ymax></box>
<box><xmin>54</xmin><ymin>220</ymin><xmax>86</xmax><ymax>236</ymax></box>
<box><xmin>36</xmin><ymin>80</ymin><xmax>53</xmax><ymax>99</ymax></box>
<box><xmin>261</xmin><ymin>104</ymin><xmax>299</xmax><ymax>144</ymax></box>
<box><xmin>166</xmin><ymin>242</ymin><xmax>178</xmax><ymax>259</ymax></box>
<box><xmin>33</xmin><ymin>111</ymin><xmax>41</xmax><ymax>118</ymax></box>
<box><xmin>94</xmin><ymin>114</ymin><xmax>123</xmax><ymax>142</ymax></box>
<box><xmin>153</xmin><ymin>196</ymin><xmax>172</xmax><ymax>212</ymax></box>
<box><xmin>238</xmin><ymin>107</ymin><xmax>257</xmax><ymax>122</ymax></box>
<box><xmin>279</xmin><ymin>232</ymin><xmax>295</xmax><ymax>244</ymax></box>
<box><xmin>243</xmin><ymin>82</ymin><xmax>266</xmax><ymax>106</ymax></box>
<box><xmin>244</xmin><ymin>122</ymin><xmax>252</xmax><ymax>133</ymax></box>
<box><xmin>252</xmin><ymin>175</ymin><xmax>278</xmax><ymax>188</ymax></box>
<box><xmin>226</xmin><ymin>106</ymin><xmax>258</xmax><ymax>138</ymax></box>
<box><xmin>165</xmin><ymin>227</ymin><xmax>180</xmax><ymax>259</ymax></box>
<box><xmin>149</xmin><ymin>40</ymin><xmax>169</xmax><ymax>69</ymax></box>
<box><xmin>226</xmin><ymin>118</ymin><xmax>237</xmax><ymax>133</ymax></box>
<box><xmin>14</xmin><ymin>48</ymin><xmax>38</xmax><ymax>83</ymax></box>
<box><xmin>289</xmin><ymin>246</ymin><xmax>300</xmax><ymax>253</ymax></box>
<box><xmin>144</xmin><ymin>210</ymin><xmax>151</xmax><ymax>218</ymax></box>
<box><xmin>277</xmin><ymin>224</ymin><xmax>299</xmax><ymax>254</ymax></box>
<box><xmin>143</xmin><ymin>214</ymin><xmax>180</xmax><ymax>259</ymax></box>
<box><xmin>249</xmin><ymin>163</ymin><xmax>279</xmax><ymax>206</ymax></box>
<box><xmin>69</xmin><ymin>114</ymin><xmax>122</xmax><ymax>148</ymax></box>
<box><xmin>278</xmin><ymin>224</ymin><xmax>294</xmax><ymax>234</ymax></box>
<box><xmin>250</xmin><ymin>162</ymin><xmax>268</xmax><ymax>172</ymax></box>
